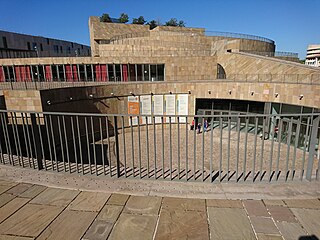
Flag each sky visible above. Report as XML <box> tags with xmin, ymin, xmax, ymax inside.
<box><xmin>0</xmin><ymin>0</ymin><xmax>319</xmax><ymax>59</ymax></box>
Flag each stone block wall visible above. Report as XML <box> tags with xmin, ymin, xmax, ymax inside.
<box><xmin>218</xmin><ymin>52</ymin><xmax>320</xmax><ymax>84</ymax></box>
<box><xmin>89</xmin><ymin>17</ymin><xmax>150</xmax><ymax>56</ymax></box>
<box><xmin>3</xmin><ymin>90</ymin><xmax>42</xmax><ymax>112</ymax></box>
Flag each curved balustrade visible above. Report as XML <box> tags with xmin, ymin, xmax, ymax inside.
<box><xmin>205</xmin><ymin>31</ymin><xmax>274</xmax><ymax>44</ymax></box>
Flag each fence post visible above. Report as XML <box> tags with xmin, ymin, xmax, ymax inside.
<box><xmin>306</xmin><ymin>115</ymin><xmax>320</xmax><ymax>181</ymax></box>
<box><xmin>30</xmin><ymin>113</ymin><xmax>43</xmax><ymax>170</ymax></box>
<box><xmin>114</xmin><ymin>116</ymin><xmax>121</xmax><ymax>178</ymax></box>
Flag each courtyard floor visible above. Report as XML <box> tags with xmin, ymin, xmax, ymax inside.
<box><xmin>0</xmin><ymin>165</ymin><xmax>319</xmax><ymax>240</ymax></box>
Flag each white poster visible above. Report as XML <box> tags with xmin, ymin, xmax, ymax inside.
<box><xmin>177</xmin><ymin>94</ymin><xmax>188</xmax><ymax>123</ymax></box>
<box><xmin>140</xmin><ymin>95</ymin><xmax>152</xmax><ymax>124</ymax></box>
<box><xmin>165</xmin><ymin>95</ymin><xmax>176</xmax><ymax>123</ymax></box>
<box><xmin>153</xmin><ymin>95</ymin><xmax>164</xmax><ymax>124</ymax></box>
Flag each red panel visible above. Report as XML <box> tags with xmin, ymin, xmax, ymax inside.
<box><xmin>0</xmin><ymin>66</ymin><xmax>4</xmax><ymax>82</ymax></box>
<box><xmin>45</xmin><ymin>65</ymin><xmax>52</xmax><ymax>81</ymax></box>
<box><xmin>101</xmin><ymin>65</ymin><xmax>107</xmax><ymax>81</ymax></box>
<box><xmin>65</xmin><ymin>65</ymin><xmax>73</xmax><ymax>82</ymax></box>
<box><xmin>25</xmin><ymin>66</ymin><xmax>32</xmax><ymax>82</ymax></box>
<box><xmin>14</xmin><ymin>66</ymin><xmax>21</xmax><ymax>82</ymax></box>
<box><xmin>122</xmin><ymin>65</ymin><xmax>128</xmax><ymax>82</ymax></box>
<box><xmin>20</xmin><ymin>66</ymin><xmax>26</xmax><ymax>81</ymax></box>
<box><xmin>95</xmin><ymin>65</ymin><xmax>101</xmax><ymax>82</ymax></box>
<box><xmin>72</xmin><ymin>65</ymin><xmax>78</xmax><ymax>81</ymax></box>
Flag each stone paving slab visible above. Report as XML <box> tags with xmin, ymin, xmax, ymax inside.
<box><xmin>106</xmin><ymin>193</ymin><xmax>129</xmax><ymax>206</ymax></box>
<box><xmin>37</xmin><ymin>210</ymin><xmax>97</xmax><ymax>240</ymax></box>
<box><xmin>124</xmin><ymin>195</ymin><xmax>162</xmax><ymax>215</ymax></box>
<box><xmin>263</xmin><ymin>199</ymin><xmax>286</xmax><ymax>206</ymax></box>
<box><xmin>0</xmin><ymin>185</ymin><xmax>16</xmax><ymax>195</ymax></box>
<box><xmin>243</xmin><ymin>199</ymin><xmax>269</xmax><ymax>217</ymax></box>
<box><xmin>108</xmin><ymin>213</ymin><xmax>157</xmax><ymax>240</ymax></box>
<box><xmin>97</xmin><ymin>204</ymin><xmax>123</xmax><ymax>222</ymax></box>
<box><xmin>0</xmin><ymin>180</ymin><xmax>17</xmax><ymax>187</ymax></box>
<box><xmin>206</xmin><ymin>199</ymin><xmax>243</xmax><ymax>208</ymax></box>
<box><xmin>207</xmin><ymin>207</ymin><xmax>256</xmax><ymax>240</ymax></box>
<box><xmin>30</xmin><ymin>188</ymin><xmax>79</xmax><ymax>207</ymax></box>
<box><xmin>67</xmin><ymin>191</ymin><xmax>110</xmax><ymax>212</ymax></box>
<box><xmin>256</xmin><ymin>234</ymin><xmax>283</xmax><ymax>240</ymax></box>
<box><xmin>83</xmin><ymin>220</ymin><xmax>113</xmax><ymax>240</ymax></box>
<box><xmin>18</xmin><ymin>185</ymin><xmax>46</xmax><ymax>199</ymax></box>
<box><xmin>290</xmin><ymin>208</ymin><xmax>320</xmax><ymax>236</ymax></box>
<box><xmin>249</xmin><ymin>216</ymin><xmax>280</xmax><ymax>235</ymax></box>
<box><xmin>0</xmin><ymin>193</ymin><xmax>15</xmax><ymax>208</ymax></box>
<box><xmin>267</xmin><ymin>205</ymin><xmax>297</xmax><ymax>222</ymax></box>
<box><xmin>155</xmin><ymin>208</ymin><xmax>209</xmax><ymax>240</ymax></box>
<box><xmin>284</xmin><ymin>199</ymin><xmax>320</xmax><ymax>209</ymax></box>
<box><xmin>162</xmin><ymin>197</ymin><xmax>205</xmax><ymax>211</ymax></box>
<box><xmin>5</xmin><ymin>183</ymin><xmax>33</xmax><ymax>196</ymax></box>
<box><xmin>0</xmin><ymin>197</ymin><xmax>29</xmax><ymax>223</ymax></box>
<box><xmin>0</xmin><ymin>235</ymin><xmax>34</xmax><ymax>240</ymax></box>
<box><xmin>0</xmin><ymin>203</ymin><xmax>63</xmax><ymax>237</ymax></box>
<box><xmin>276</xmin><ymin>222</ymin><xmax>308</xmax><ymax>240</ymax></box>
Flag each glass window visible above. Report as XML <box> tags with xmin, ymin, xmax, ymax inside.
<box><xmin>143</xmin><ymin>64</ymin><xmax>149</xmax><ymax>81</ymax></box>
<box><xmin>157</xmin><ymin>64</ymin><xmax>165</xmax><ymax>81</ymax></box>
<box><xmin>115</xmin><ymin>64</ymin><xmax>121</xmax><ymax>81</ymax></box>
<box><xmin>150</xmin><ymin>65</ymin><xmax>157</xmax><ymax>81</ymax></box>
<box><xmin>2</xmin><ymin>37</ymin><xmax>8</xmax><ymax>49</ymax></box>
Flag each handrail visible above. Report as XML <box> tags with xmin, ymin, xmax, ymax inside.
<box><xmin>205</xmin><ymin>31</ymin><xmax>275</xmax><ymax>44</ymax></box>
<box><xmin>240</xmin><ymin>50</ymin><xmax>298</xmax><ymax>58</ymax></box>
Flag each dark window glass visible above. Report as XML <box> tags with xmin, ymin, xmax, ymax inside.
<box><xmin>46</xmin><ymin>38</ymin><xmax>50</xmax><ymax>44</ymax></box>
<box><xmin>2</xmin><ymin>37</ymin><xmax>8</xmax><ymax>49</ymax></box>
<box><xmin>60</xmin><ymin>46</ymin><xmax>63</xmax><ymax>53</ymax></box>
<box><xmin>40</xmin><ymin>43</ymin><xmax>43</xmax><ymax>51</ymax></box>
<box><xmin>157</xmin><ymin>64</ymin><xmax>165</xmax><ymax>81</ymax></box>
<box><xmin>27</xmin><ymin>42</ymin><xmax>31</xmax><ymax>50</ymax></box>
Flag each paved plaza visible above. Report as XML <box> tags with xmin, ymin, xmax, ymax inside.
<box><xmin>0</xmin><ymin>165</ymin><xmax>319</xmax><ymax>240</ymax></box>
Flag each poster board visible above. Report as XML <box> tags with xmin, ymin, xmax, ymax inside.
<box><xmin>127</xmin><ymin>96</ymin><xmax>139</xmax><ymax>125</ymax></box>
<box><xmin>140</xmin><ymin>95</ymin><xmax>152</xmax><ymax>124</ymax></box>
<box><xmin>153</xmin><ymin>95</ymin><xmax>164</xmax><ymax>124</ymax></box>
<box><xmin>177</xmin><ymin>94</ymin><xmax>188</xmax><ymax>123</ymax></box>
<box><xmin>164</xmin><ymin>94</ymin><xmax>176</xmax><ymax>123</ymax></box>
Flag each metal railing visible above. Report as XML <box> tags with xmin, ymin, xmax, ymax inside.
<box><xmin>240</xmin><ymin>50</ymin><xmax>299</xmax><ymax>59</ymax></box>
<box><xmin>0</xmin><ymin>110</ymin><xmax>319</xmax><ymax>183</ymax></box>
<box><xmin>205</xmin><ymin>31</ymin><xmax>275</xmax><ymax>44</ymax></box>
<box><xmin>1</xmin><ymin>73</ymin><xmax>320</xmax><ymax>91</ymax></box>
<box><xmin>0</xmin><ymin>49</ymin><xmax>91</xmax><ymax>59</ymax></box>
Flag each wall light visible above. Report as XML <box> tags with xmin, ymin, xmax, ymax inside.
<box><xmin>111</xmin><ymin>92</ymin><xmax>114</xmax><ymax>96</ymax></box>
<box><xmin>274</xmin><ymin>93</ymin><xmax>279</xmax><ymax>98</ymax></box>
<box><xmin>251</xmin><ymin>91</ymin><xmax>254</xmax><ymax>96</ymax></box>
<box><xmin>228</xmin><ymin>90</ymin><xmax>232</xmax><ymax>94</ymax></box>
<box><xmin>208</xmin><ymin>90</ymin><xmax>211</xmax><ymax>94</ymax></box>
<box><xmin>299</xmin><ymin>94</ymin><xmax>304</xmax><ymax>100</ymax></box>
<box><xmin>46</xmin><ymin>100</ymin><xmax>51</xmax><ymax>105</ymax></box>
<box><xmin>130</xmin><ymin>91</ymin><xmax>135</xmax><ymax>96</ymax></box>
<box><xmin>89</xmin><ymin>94</ymin><xmax>93</xmax><ymax>98</ymax></box>
<box><xmin>169</xmin><ymin>91</ymin><xmax>172</xmax><ymax>94</ymax></box>
<box><xmin>69</xmin><ymin>97</ymin><xmax>73</xmax><ymax>100</ymax></box>
<box><xmin>188</xmin><ymin>90</ymin><xmax>191</xmax><ymax>94</ymax></box>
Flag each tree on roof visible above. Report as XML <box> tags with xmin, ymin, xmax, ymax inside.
<box><xmin>147</xmin><ymin>20</ymin><xmax>159</xmax><ymax>30</ymax></box>
<box><xmin>132</xmin><ymin>16</ymin><xmax>146</xmax><ymax>25</ymax></box>
<box><xmin>165</xmin><ymin>18</ymin><xmax>186</xmax><ymax>27</ymax></box>
<box><xmin>100</xmin><ymin>13</ymin><xmax>112</xmax><ymax>22</ymax></box>
<box><xmin>119</xmin><ymin>13</ymin><xmax>129</xmax><ymax>23</ymax></box>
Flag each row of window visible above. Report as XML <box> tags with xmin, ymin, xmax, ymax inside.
<box><xmin>0</xmin><ymin>64</ymin><xmax>165</xmax><ymax>82</ymax></box>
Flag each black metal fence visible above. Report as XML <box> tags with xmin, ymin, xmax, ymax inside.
<box><xmin>0</xmin><ymin>110</ymin><xmax>319</xmax><ymax>183</ymax></box>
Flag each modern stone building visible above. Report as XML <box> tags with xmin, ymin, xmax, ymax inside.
<box><xmin>0</xmin><ymin>16</ymin><xmax>319</xmax><ymax>117</ymax></box>
<box><xmin>0</xmin><ymin>30</ymin><xmax>91</xmax><ymax>58</ymax></box>
<box><xmin>0</xmin><ymin>16</ymin><xmax>320</xmax><ymax>184</ymax></box>
<box><xmin>305</xmin><ymin>44</ymin><xmax>320</xmax><ymax>67</ymax></box>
